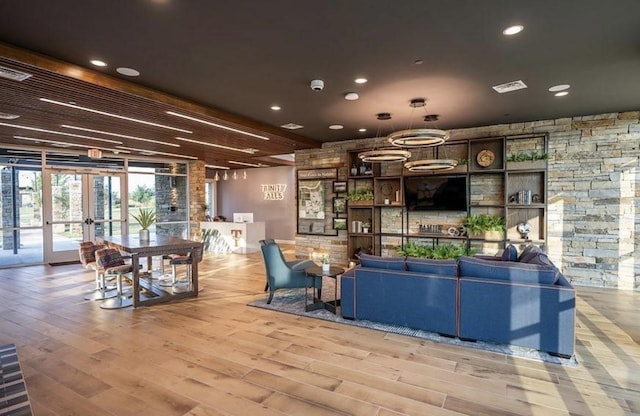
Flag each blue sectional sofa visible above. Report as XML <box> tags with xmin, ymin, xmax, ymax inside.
<box><xmin>341</xmin><ymin>246</ymin><xmax>576</xmax><ymax>357</ymax></box>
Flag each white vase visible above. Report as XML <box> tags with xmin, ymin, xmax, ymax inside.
<box><xmin>322</xmin><ymin>263</ymin><xmax>330</xmax><ymax>273</ymax></box>
<box><xmin>139</xmin><ymin>229</ymin><xmax>150</xmax><ymax>241</ymax></box>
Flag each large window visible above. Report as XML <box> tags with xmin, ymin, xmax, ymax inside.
<box><xmin>128</xmin><ymin>161</ymin><xmax>189</xmax><ymax>238</ymax></box>
<box><xmin>0</xmin><ymin>149</ymin><xmax>45</xmax><ymax>266</ymax></box>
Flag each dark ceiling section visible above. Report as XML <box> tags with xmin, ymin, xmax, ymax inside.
<box><xmin>0</xmin><ymin>1</ymin><xmax>639</xmax><ymax>165</ymax></box>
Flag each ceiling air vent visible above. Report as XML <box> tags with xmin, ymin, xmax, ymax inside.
<box><xmin>492</xmin><ymin>80</ymin><xmax>527</xmax><ymax>93</ymax></box>
<box><xmin>281</xmin><ymin>123</ymin><xmax>304</xmax><ymax>130</ymax></box>
<box><xmin>0</xmin><ymin>66</ymin><xmax>32</xmax><ymax>81</ymax></box>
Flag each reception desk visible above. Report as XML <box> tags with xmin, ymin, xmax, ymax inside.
<box><xmin>201</xmin><ymin>221</ymin><xmax>265</xmax><ymax>254</ymax></box>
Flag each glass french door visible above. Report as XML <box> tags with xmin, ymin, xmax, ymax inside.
<box><xmin>44</xmin><ymin>169</ymin><xmax>126</xmax><ymax>263</ymax></box>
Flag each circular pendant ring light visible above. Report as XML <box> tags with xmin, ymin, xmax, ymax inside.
<box><xmin>404</xmin><ymin>159</ymin><xmax>458</xmax><ymax>172</ymax></box>
<box><xmin>359</xmin><ymin>149</ymin><xmax>412</xmax><ymax>163</ymax></box>
<box><xmin>387</xmin><ymin>128</ymin><xmax>450</xmax><ymax>148</ymax></box>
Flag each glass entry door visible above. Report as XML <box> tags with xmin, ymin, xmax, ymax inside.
<box><xmin>44</xmin><ymin>169</ymin><xmax>125</xmax><ymax>264</ymax></box>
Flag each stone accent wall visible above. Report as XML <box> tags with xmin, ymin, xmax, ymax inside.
<box><xmin>189</xmin><ymin>160</ymin><xmax>206</xmax><ymax>238</ymax></box>
<box><xmin>296</xmin><ymin>110</ymin><xmax>640</xmax><ymax>290</ymax></box>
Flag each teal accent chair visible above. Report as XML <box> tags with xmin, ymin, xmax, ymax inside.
<box><xmin>259</xmin><ymin>240</ymin><xmax>321</xmax><ymax>304</ymax></box>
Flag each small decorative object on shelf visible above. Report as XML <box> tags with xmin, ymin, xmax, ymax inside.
<box><xmin>361</xmin><ymin>221</ymin><xmax>371</xmax><ymax>233</ymax></box>
<box><xmin>476</xmin><ymin>149</ymin><xmax>495</xmax><ymax>167</ymax></box>
<box><xmin>517</xmin><ymin>222</ymin><xmax>532</xmax><ymax>239</ymax></box>
<box><xmin>350</xmin><ymin>164</ymin><xmax>358</xmax><ymax>176</ymax></box>
<box><xmin>359</xmin><ymin>163</ymin><xmax>367</xmax><ymax>175</ymax></box>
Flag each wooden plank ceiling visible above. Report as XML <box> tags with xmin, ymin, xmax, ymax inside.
<box><xmin>0</xmin><ymin>44</ymin><xmax>320</xmax><ymax>169</ymax></box>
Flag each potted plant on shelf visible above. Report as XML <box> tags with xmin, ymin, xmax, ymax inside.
<box><xmin>346</xmin><ymin>188</ymin><xmax>374</xmax><ymax>205</ymax></box>
<box><xmin>132</xmin><ymin>208</ymin><xmax>156</xmax><ymax>241</ymax></box>
<box><xmin>506</xmin><ymin>151</ymin><xmax>548</xmax><ymax>170</ymax></box>
<box><xmin>462</xmin><ymin>214</ymin><xmax>505</xmax><ymax>240</ymax></box>
<box><xmin>361</xmin><ymin>220</ymin><xmax>371</xmax><ymax>233</ymax></box>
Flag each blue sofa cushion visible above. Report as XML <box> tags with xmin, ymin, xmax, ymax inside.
<box><xmin>405</xmin><ymin>258</ymin><xmax>458</xmax><ymax>277</ymax></box>
<box><xmin>359</xmin><ymin>254</ymin><xmax>406</xmax><ymax>270</ymax></box>
<box><xmin>458</xmin><ymin>256</ymin><xmax>558</xmax><ymax>285</ymax></box>
<box><xmin>501</xmin><ymin>244</ymin><xmax>518</xmax><ymax>262</ymax></box>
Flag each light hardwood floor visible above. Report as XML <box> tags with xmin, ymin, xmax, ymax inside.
<box><xmin>1</xmin><ymin>245</ymin><xmax>639</xmax><ymax>416</ymax></box>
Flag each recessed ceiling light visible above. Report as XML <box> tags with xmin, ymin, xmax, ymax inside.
<box><xmin>359</xmin><ymin>128</ymin><xmax>367</xmax><ymax>132</ymax></box>
<box><xmin>354</xmin><ymin>78</ymin><xmax>368</xmax><ymax>84</ymax></box>
<box><xmin>329</xmin><ymin>124</ymin><xmax>343</xmax><ymax>130</ymax></box>
<box><xmin>555</xmin><ymin>91</ymin><xmax>569</xmax><ymax>97</ymax></box>
<box><xmin>503</xmin><ymin>25</ymin><xmax>524</xmax><ymax>36</ymax></box>
<box><xmin>344</xmin><ymin>92</ymin><xmax>359</xmax><ymax>101</ymax></box>
<box><xmin>90</xmin><ymin>60</ymin><xmax>107</xmax><ymax>67</ymax></box>
<box><xmin>414</xmin><ymin>59</ymin><xmax>424</xmax><ymax>65</ymax></box>
<box><xmin>549</xmin><ymin>84</ymin><xmax>570</xmax><ymax>92</ymax></box>
<box><xmin>116</xmin><ymin>67</ymin><xmax>140</xmax><ymax>77</ymax></box>
<box><xmin>270</xmin><ymin>105</ymin><xmax>281</xmax><ymax>111</ymax></box>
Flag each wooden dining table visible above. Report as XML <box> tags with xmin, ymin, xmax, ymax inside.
<box><xmin>98</xmin><ymin>234</ymin><xmax>203</xmax><ymax>308</ymax></box>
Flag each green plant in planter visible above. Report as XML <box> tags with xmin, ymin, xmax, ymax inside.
<box><xmin>462</xmin><ymin>214</ymin><xmax>505</xmax><ymax>236</ymax></box>
<box><xmin>397</xmin><ymin>242</ymin><xmax>475</xmax><ymax>259</ymax></box>
<box><xmin>456</xmin><ymin>158</ymin><xmax>468</xmax><ymax>166</ymax></box>
<box><xmin>132</xmin><ymin>208</ymin><xmax>156</xmax><ymax>230</ymax></box>
<box><xmin>347</xmin><ymin>188</ymin><xmax>374</xmax><ymax>201</ymax></box>
<box><xmin>506</xmin><ymin>151</ymin><xmax>549</xmax><ymax>162</ymax></box>
<box><xmin>397</xmin><ymin>242</ymin><xmax>433</xmax><ymax>258</ymax></box>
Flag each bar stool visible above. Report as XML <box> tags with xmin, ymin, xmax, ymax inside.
<box><xmin>161</xmin><ymin>248</ymin><xmax>202</xmax><ymax>293</ymax></box>
<box><xmin>79</xmin><ymin>242</ymin><xmax>118</xmax><ymax>301</ymax></box>
<box><xmin>95</xmin><ymin>248</ymin><xmax>135</xmax><ymax>309</ymax></box>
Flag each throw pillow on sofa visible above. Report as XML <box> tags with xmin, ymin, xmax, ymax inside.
<box><xmin>405</xmin><ymin>257</ymin><xmax>458</xmax><ymax>276</ymax></box>
<box><xmin>359</xmin><ymin>254</ymin><xmax>406</xmax><ymax>270</ymax></box>
<box><xmin>501</xmin><ymin>244</ymin><xmax>518</xmax><ymax>261</ymax></box>
<box><xmin>458</xmin><ymin>256</ymin><xmax>558</xmax><ymax>285</ymax></box>
<box><xmin>518</xmin><ymin>244</ymin><xmax>541</xmax><ymax>262</ymax></box>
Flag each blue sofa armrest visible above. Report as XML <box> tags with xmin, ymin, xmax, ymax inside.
<box><xmin>340</xmin><ymin>267</ymin><xmax>356</xmax><ymax>319</ymax></box>
<box><xmin>458</xmin><ymin>277</ymin><xmax>575</xmax><ymax>357</ymax></box>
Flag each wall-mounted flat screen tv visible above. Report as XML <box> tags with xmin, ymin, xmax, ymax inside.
<box><xmin>404</xmin><ymin>175</ymin><xmax>467</xmax><ymax>211</ymax></box>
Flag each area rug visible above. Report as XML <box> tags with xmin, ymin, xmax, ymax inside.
<box><xmin>248</xmin><ymin>288</ymin><xmax>578</xmax><ymax>367</ymax></box>
<box><xmin>0</xmin><ymin>343</ymin><xmax>33</xmax><ymax>416</ymax></box>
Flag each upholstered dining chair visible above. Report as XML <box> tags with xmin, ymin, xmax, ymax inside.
<box><xmin>259</xmin><ymin>240</ymin><xmax>321</xmax><ymax>304</ymax></box>
<box><xmin>160</xmin><ymin>247</ymin><xmax>203</xmax><ymax>293</ymax></box>
<box><xmin>79</xmin><ymin>241</ymin><xmax>118</xmax><ymax>301</ymax></box>
<box><xmin>95</xmin><ymin>248</ymin><xmax>136</xmax><ymax>309</ymax></box>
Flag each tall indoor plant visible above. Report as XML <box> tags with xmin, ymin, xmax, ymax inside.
<box><xmin>132</xmin><ymin>208</ymin><xmax>156</xmax><ymax>241</ymax></box>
